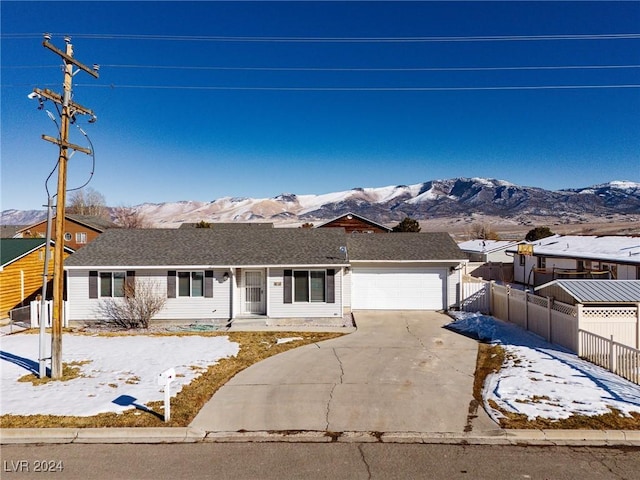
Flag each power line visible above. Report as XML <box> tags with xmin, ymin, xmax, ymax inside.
<box><xmin>72</xmin><ymin>83</ymin><xmax>640</xmax><ymax>91</ymax></box>
<box><xmin>3</xmin><ymin>33</ymin><xmax>640</xmax><ymax>42</ymax></box>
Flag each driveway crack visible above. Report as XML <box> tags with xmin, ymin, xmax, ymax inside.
<box><xmin>357</xmin><ymin>444</ymin><xmax>373</xmax><ymax>479</ymax></box>
<box><xmin>326</xmin><ymin>348</ymin><xmax>345</xmax><ymax>430</ymax></box>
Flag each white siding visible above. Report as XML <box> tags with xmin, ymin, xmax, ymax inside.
<box><xmin>66</xmin><ymin>269</ymin><xmax>231</xmax><ymax>323</ymax></box>
<box><xmin>267</xmin><ymin>268</ymin><xmax>343</xmax><ymax>318</ymax></box>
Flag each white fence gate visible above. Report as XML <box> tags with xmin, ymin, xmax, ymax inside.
<box><xmin>30</xmin><ymin>300</ymin><xmax>69</xmax><ymax>328</ymax></box>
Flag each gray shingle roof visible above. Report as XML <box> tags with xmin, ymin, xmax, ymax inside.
<box><xmin>347</xmin><ymin>232</ymin><xmax>464</xmax><ymax>261</ymax></box>
<box><xmin>65</xmin><ymin>228</ymin><xmax>349</xmax><ymax>267</ymax></box>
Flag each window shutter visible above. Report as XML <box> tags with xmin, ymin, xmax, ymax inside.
<box><xmin>283</xmin><ymin>269</ymin><xmax>292</xmax><ymax>304</ymax></box>
<box><xmin>204</xmin><ymin>270</ymin><xmax>214</xmax><ymax>298</ymax></box>
<box><xmin>89</xmin><ymin>271</ymin><xmax>98</xmax><ymax>299</ymax></box>
<box><xmin>326</xmin><ymin>269</ymin><xmax>335</xmax><ymax>303</ymax></box>
<box><xmin>167</xmin><ymin>271</ymin><xmax>176</xmax><ymax>298</ymax></box>
<box><xmin>126</xmin><ymin>271</ymin><xmax>136</xmax><ymax>297</ymax></box>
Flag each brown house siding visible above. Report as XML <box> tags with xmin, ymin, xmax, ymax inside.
<box><xmin>0</xmin><ymin>246</ymin><xmax>70</xmax><ymax>319</ymax></box>
<box><xmin>320</xmin><ymin>216</ymin><xmax>390</xmax><ymax>234</ymax></box>
<box><xmin>22</xmin><ymin>220</ymin><xmax>102</xmax><ymax>250</ymax></box>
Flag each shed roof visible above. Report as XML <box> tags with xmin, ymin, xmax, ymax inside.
<box><xmin>535</xmin><ymin>280</ymin><xmax>640</xmax><ymax>304</ymax></box>
<box><xmin>347</xmin><ymin>232</ymin><xmax>464</xmax><ymax>262</ymax></box>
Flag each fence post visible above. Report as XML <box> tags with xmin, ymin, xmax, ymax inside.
<box><xmin>546</xmin><ymin>296</ymin><xmax>553</xmax><ymax>342</ymax></box>
<box><xmin>490</xmin><ymin>281</ymin><xmax>495</xmax><ymax>315</ymax></box>
<box><xmin>636</xmin><ymin>303</ymin><xmax>640</xmax><ymax>349</ymax></box>
<box><xmin>609</xmin><ymin>335</ymin><xmax>616</xmax><ymax>373</ymax></box>
<box><xmin>506</xmin><ymin>285</ymin><xmax>511</xmax><ymax>323</ymax></box>
<box><xmin>524</xmin><ymin>289</ymin><xmax>529</xmax><ymax>331</ymax></box>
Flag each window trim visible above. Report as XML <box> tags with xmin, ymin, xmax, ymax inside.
<box><xmin>99</xmin><ymin>271</ymin><xmax>126</xmax><ymax>298</ymax></box>
<box><xmin>76</xmin><ymin>232</ymin><xmax>88</xmax><ymax>244</ymax></box>
<box><xmin>64</xmin><ymin>232</ymin><xmax>72</xmax><ymax>242</ymax></box>
<box><xmin>177</xmin><ymin>270</ymin><xmax>205</xmax><ymax>297</ymax></box>
<box><xmin>292</xmin><ymin>269</ymin><xmax>327</xmax><ymax>303</ymax></box>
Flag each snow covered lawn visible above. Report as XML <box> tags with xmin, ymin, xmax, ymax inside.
<box><xmin>0</xmin><ymin>332</ymin><xmax>240</xmax><ymax>416</ymax></box>
<box><xmin>449</xmin><ymin>312</ymin><xmax>640</xmax><ymax>425</ymax></box>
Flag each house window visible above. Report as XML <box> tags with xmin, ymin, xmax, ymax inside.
<box><xmin>293</xmin><ymin>270</ymin><xmax>326</xmax><ymax>303</ymax></box>
<box><xmin>519</xmin><ymin>255</ymin><xmax>525</xmax><ymax>267</ymax></box>
<box><xmin>64</xmin><ymin>232</ymin><xmax>72</xmax><ymax>241</ymax></box>
<box><xmin>76</xmin><ymin>232</ymin><xmax>87</xmax><ymax>244</ymax></box>
<box><xmin>538</xmin><ymin>257</ymin><xmax>546</xmax><ymax>269</ymax></box>
<box><xmin>178</xmin><ymin>271</ymin><xmax>204</xmax><ymax>297</ymax></box>
<box><xmin>100</xmin><ymin>272</ymin><xmax>125</xmax><ymax>297</ymax></box>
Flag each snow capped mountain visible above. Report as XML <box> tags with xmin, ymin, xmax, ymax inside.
<box><xmin>2</xmin><ymin>178</ymin><xmax>639</xmax><ymax>228</ymax></box>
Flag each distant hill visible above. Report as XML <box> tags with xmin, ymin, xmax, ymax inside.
<box><xmin>2</xmin><ymin>178</ymin><xmax>639</xmax><ymax>229</ymax></box>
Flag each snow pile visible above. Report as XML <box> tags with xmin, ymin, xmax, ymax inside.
<box><xmin>448</xmin><ymin>312</ymin><xmax>640</xmax><ymax>422</ymax></box>
<box><xmin>0</xmin><ymin>333</ymin><xmax>239</xmax><ymax>416</ymax></box>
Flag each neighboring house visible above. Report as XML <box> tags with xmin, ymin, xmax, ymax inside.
<box><xmin>457</xmin><ymin>239</ymin><xmax>521</xmax><ymax>263</ymax></box>
<box><xmin>17</xmin><ymin>214</ymin><xmax>115</xmax><ymax>250</ymax></box>
<box><xmin>508</xmin><ymin>235</ymin><xmax>640</xmax><ymax>288</ymax></box>
<box><xmin>457</xmin><ymin>239</ymin><xmax>522</xmax><ymax>283</ymax></box>
<box><xmin>0</xmin><ymin>225</ymin><xmax>28</xmax><ymax>238</ymax></box>
<box><xmin>316</xmin><ymin>212</ymin><xmax>392</xmax><ymax>234</ymax></box>
<box><xmin>0</xmin><ymin>238</ymin><xmax>73</xmax><ymax>319</ymax></box>
<box><xmin>63</xmin><ymin>227</ymin><xmax>466</xmax><ymax>325</ymax></box>
<box><xmin>535</xmin><ymin>279</ymin><xmax>640</xmax><ymax>306</ymax></box>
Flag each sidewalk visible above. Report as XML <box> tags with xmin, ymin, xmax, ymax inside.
<box><xmin>2</xmin><ymin>427</ymin><xmax>640</xmax><ymax>446</ymax></box>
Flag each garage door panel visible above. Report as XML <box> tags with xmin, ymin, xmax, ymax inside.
<box><xmin>351</xmin><ymin>267</ymin><xmax>446</xmax><ymax>310</ymax></box>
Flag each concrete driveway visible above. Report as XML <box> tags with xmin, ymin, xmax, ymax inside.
<box><xmin>190</xmin><ymin>311</ymin><xmax>499</xmax><ymax>434</ymax></box>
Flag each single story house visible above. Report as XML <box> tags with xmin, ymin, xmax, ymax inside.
<box><xmin>457</xmin><ymin>239</ymin><xmax>522</xmax><ymax>283</ymax></box>
<box><xmin>17</xmin><ymin>214</ymin><xmax>115</xmax><ymax>250</ymax></box>
<box><xmin>508</xmin><ymin>235</ymin><xmax>640</xmax><ymax>287</ymax></box>
<box><xmin>316</xmin><ymin>212</ymin><xmax>392</xmax><ymax>233</ymax></box>
<box><xmin>63</xmin><ymin>226</ymin><xmax>466</xmax><ymax>325</ymax></box>
<box><xmin>0</xmin><ymin>238</ymin><xmax>73</xmax><ymax>319</ymax></box>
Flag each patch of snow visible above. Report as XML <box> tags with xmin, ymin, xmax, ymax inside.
<box><xmin>448</xmin><ymin>312</ymin><xmax>640</xmax><ymax>422</ymax></box>
<box><xmin>0</xmin><ymin>333</ymin><xmax>240</xmax><ymax>416</ymax></box>
<box><xmin>276</xmin><ymin>337</ymin><xmax>303</xmax><ymax>344</ymax></box>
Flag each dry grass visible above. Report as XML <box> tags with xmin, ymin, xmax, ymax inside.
<box><xmin>0</xmin><ymin>331</ymin><xmax>343</xmax><ymax>428</ymax></box>
<box><xmin>474</xmin><ymin>342</ymin><xmax>640</xmax><ymax>430</ymax></box>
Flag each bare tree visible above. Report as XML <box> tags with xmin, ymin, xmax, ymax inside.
<box><xmin>67</xmin><ymin>187</ymin><xmax>108</xmax><ymax>218</ymax></box>
<box><xmin>112</xmin><ymin>206</ymin><xmax>151</xmax><ymax>228</ymax></box>
<box><xmin>468</xmin><ymin>223</ymin><xmax>500</xmax><ymax>241</ymax></box>
<box><xmin>97</xmin><ymin>279</ymin><xmax>166</xmax><ymax>329</ymax></box>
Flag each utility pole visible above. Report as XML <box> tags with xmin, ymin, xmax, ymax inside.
<box><xmin>33</xmin><ymin>34</ymin><xmax>98</xmax><ymax>379</ymax></box>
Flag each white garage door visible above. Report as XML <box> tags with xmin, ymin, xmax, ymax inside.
<box><xmin>351</xmin><ymin>266</ymin><xmax>446</xmax><ymax>310</ymax></box>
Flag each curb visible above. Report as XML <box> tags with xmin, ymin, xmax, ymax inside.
<box><xmin>2</xmin><ymin>428</ymin><xmax>640</xmax><ymax>446</ymax></box>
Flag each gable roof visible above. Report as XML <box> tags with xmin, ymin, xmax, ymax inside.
<box><xmin>179</xmin><ymin>222</ymin><xmax>274</xmax><ymax>229</ymax></box>
<box><xmin>18</xmin><ymin>215</ymin><xmax>115</xmax><ymax>234</ymax></box>
<box><xmin>507</xmin><ymin>235</ymin><xmax>640</xmax><ymax>265</ymax></box>
<box><xmin>0</xmin><ymin>238</ymin><xmax>73</xmax><ymax>268</ymax></box>
<box><xmin>316</xmin><ymin>212</ymin><xmax>392</xmax><ymax>232</ymax></box>
<box><xmin>535</xmin><ymin>280</ymin><xmax>640</xmax><ymax>304</ymax></box>
<box><xmin>458</xmin><ymin>239</ymin><xmax>522</xmax><ymax>254</ymax></box>
<box><xmin>1</xmin><ymin>239</ymin><xmax>47</xmax><ymax>267</ymax></box>
<box><xmin>64</xmin><ymin>228</ymin><xmax>349</xmax><ymax>268</ymax></box>
<box><xmin>347</xmin><ymin>232</ymin><xmax>465</xmax><ymax>262</ymax></box>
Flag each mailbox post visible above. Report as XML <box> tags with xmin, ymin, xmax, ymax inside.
<box><xmin>157</xmin><ymin>368</ymin><xmax>176</xmax><ymax>422</ymax></box>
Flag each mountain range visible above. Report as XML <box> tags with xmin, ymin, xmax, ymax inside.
<box><xmin>2</xmin><ymin>178</ymin><xmax>639</xmax><ymax>228</ymax></box>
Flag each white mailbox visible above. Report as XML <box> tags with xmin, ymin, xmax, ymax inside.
<box><xmin>157</xmin><ymin>367</ymin><xmax>176</xmax><ymax>386</ymax></box>
<box><xmin>157</xmin><ymin>367</ymin><xmax>176</xmax><ymax>422</ymax></box>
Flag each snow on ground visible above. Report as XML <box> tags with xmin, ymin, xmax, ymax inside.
<box><xmin>448</xmin><ymin>312</ymin><xmax>640</xmax><ymax>423</ymax></box>
<box><xmin>0</xmin><ymin>332</ymin><xmax>239</xmax><ymax>416</ymax></box>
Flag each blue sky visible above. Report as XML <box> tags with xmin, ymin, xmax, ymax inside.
<box><xmin>2</xmin><ymin>1</ymin><xmax>639</xmax><ymax>211</ymax></box>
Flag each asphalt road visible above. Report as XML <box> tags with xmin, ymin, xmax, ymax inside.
<box><xmin>2</xmin><ymin>443</ymin><xmax>639</xmax><ymax>480</ymax></box>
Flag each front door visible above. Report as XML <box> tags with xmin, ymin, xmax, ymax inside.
<box><xmin>244</xmin><ymin>270</ymin><xmax>266</xmax><ymax>314</ymax></box>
